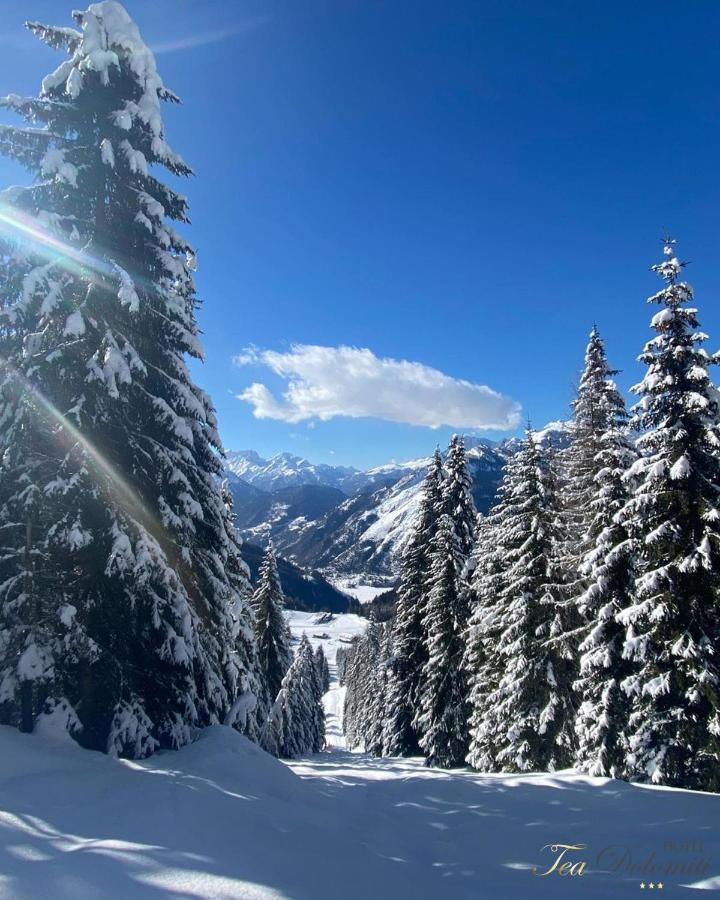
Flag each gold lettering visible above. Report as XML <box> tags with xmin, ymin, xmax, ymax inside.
<box><xmin>533</xmin><ymin>843</ymin><xmax>588</xmax><ymax>877</ymax></box>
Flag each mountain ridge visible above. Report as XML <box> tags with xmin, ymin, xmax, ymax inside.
<box><xmin>228</xmin><ymin>423</ymin><xmax>572</xmax><ymax>580</ymax></box>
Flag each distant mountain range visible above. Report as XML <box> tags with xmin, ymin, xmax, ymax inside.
<box><xmin>230</xmin><ymin>423</ymin><xmax>571</xmax><ymax>584</ymax></box>
<box><xmin>225</xmin><ymin>448</ymin><xmax>418</xmax><ymax>495</ymax></box>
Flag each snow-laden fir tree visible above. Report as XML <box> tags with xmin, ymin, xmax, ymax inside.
<box><xmin>365</xmin><ymin>624</ymin><xmax>392</xmax><ymax>756</ymax></box>
<box><xmin>341</xmin><ymin>636</ymin><xmax>365</xmax><ymax>751</ymax></box>
<box><xmin>336</xmin><ymin>643</ymin><xmax>353</xmax><ymax>686</ymax></box>
<box><xmin>220</xmin><ymin>478</ymin><xmax>269</xmax><ymax>744</ymax></box>
<box><xmin>547</xmin><ymin>329</ymin><xmax>618</xmax><ymax>673</ymax></box>
<box><xmin>464</xmin><ymin>511</ymin><xmax>506</xmax><ymax>770</ymax></box>
<box><xmin>438</xmin><ymin>434</ymin><xmax>477</xmax><ymax>737</ymax></box>
<box><xmin>442</xmin><ymin>435</ymin><xmax>477</xmax><ymax>560</ymax></box>
<box><xmin>303</xmin><ymin>634</ymin><xmax>326</xmax><ymax>753</ymax></box>
<box><xmin>0</xmin><ymin>3</ymin><xmax>260</xmax><ymax>755</ymax></box>
<box><xmin>466</xmin><ymin>428</ymin><xmax>575</xmax><ymax>772</ymax></box>
<box><xmin>263</xmin><ymin>633</ymin><xmax>325</xmax><ymax>759</ymax></box>
<box><xmin>561</xmin><ymin>329</ymin><xmax>615</xmax><ymax>550</ymax></box>
<box><xmin>416</xmin><ymin>513</ymin><xmax>470</xmax><ymax>767</ymax></box>
<box><xmin>314</xmin><ymin>644</ymin><xmax>330</xmax><ymax>694</ymax></box>
<box><xmin>252</xmin><ymin>543</ymin><xmax>292</xmax><ymax>704</ymax></box>
<box><xmin>343</xmin><ymin>620</ymin><xmax>389</xmax><ymax>754</ymax></box>
<box><xmin>382</xmin><ymin>450</ymin><xmax>444</xmax><ymax>756</ymax></box>
<box><xmin>616</xmin><ymin>239</ymin><xmax>720</xmax><ymax>791</ymax></box>
<box><xmin>572</xmin><ymin>333</ymin><xmax>638</xmax><ymax>777</ymax></box>
<box><xmin>538</xmin><ymin>328</ymin><xmax>633</xmax><ymax>764</ymax></box>
<box><xmin>343</xmin><ymin>624</ymin><xmax>374</xmax><ymax>751</ymax></box>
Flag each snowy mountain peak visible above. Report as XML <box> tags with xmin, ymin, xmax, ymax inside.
<box><xmin>227</xmin><ymin>422</ymin><xmax>572</xmax><ymax>501</ymax></box>
<box><xmin>532</xmin><ymin>420</ymin><xmax>572</xmax><ymax>446</ymax></box>
<box><xmin>225</xmin><ymin>449</ymin><xmax>365</xmax><ymax>493</ymax></box>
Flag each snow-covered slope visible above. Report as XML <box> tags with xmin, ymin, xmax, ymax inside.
<box><xmin>1</xmin><ymin>720</ymin><xmax>717</xmax><ymax>899</ymax></box>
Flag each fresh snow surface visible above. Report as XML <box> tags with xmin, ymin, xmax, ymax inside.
<box><xmin>1</xmin><ymin>612</ymin><xmax>717</xmax><ymax>900</ymax></box>
<box><xmin>285</xmin><ymin>609</ymin><xmax>367</xmax><ymax>747</ymax></box>
<box><xmin>1</xmin><ymin>608</ymin><xmax>719</xmax><ymax>900</ymax></box>
<box><xmin>1</xmin><ymin>718</ymin><xmax>719</xmax><ymax>899</ymax></box>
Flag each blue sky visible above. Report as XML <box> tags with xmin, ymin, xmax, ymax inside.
<box><xmin>1</xmin><ymin>0</ymin><xmax>719</xmax><ymax>468</ymax></box>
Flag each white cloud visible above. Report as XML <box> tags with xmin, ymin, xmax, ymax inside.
<box><xmin>234</xmin><ymin>344</ymin><xmax>521</xmax><ymax>430</ymax></box>
<box><xmin>151</xmin><ymin>18</ymin><xmax>267</xmax><ymax>54</ymax></box>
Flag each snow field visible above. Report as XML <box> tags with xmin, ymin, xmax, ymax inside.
<box><xmin>1</xmin><ymin>722</ymin><xmax>718</xmax><ymax>899</ymax></box>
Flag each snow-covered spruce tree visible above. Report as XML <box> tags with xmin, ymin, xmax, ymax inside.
<box><xmin>382</xmin><ymin>450</ymin><xmax>444</xmax><ymax>756</ymax></box>
<box><xmin>336</xmin><ymin>643</ymin><xmax>352</xmax><ymax>686</ymax></box>
<box><xmin>464</xmin><ymin>511</ymin><xmax>506</xmax><ymax>770</ymax></box>
<box><xmin>573</xmin><ymin>336</ymin><xmax>638</xmax><ymax>777</ymax></box>
<box><xmin>263</xmin><ymin>634</ymin><xmax>325</xmax><ymax>759</ymax></box>
<box><xmin>442</xmin><ymin>435</ymin><xmax>477</xmax><ymax>560</ymax></box>
<box><xmin>616</xmin><ymin>240</ymin><xmax>720</xmax><ymax>791</ymax></box>
<box><xmin>303</xmin><ymin>634</ymin><xmax>326</xmax><ymax>753</ymax></box>
<box><xmin>466</xmin><ymin>428</ymin><xmax>575</xmax><ymax>772</ymax></box>
<box><xmin>0</xmin><ymin>260</ymin><xmax>98</xmax><ymax>737</ymax></box>
<box><xmin>0</xmin><ymin>3</ymin><xmax>260</xmax><ymax>755</ymax></box>
<box><xmin>431</xmin><ymin>433</ymin><xmax>478</xmax><ymax>757</ymax></box>
<box><xmin>252</xmin><ymin>543</ymin><xmax>292</xmax><ymax>705</ymax></box>
<box><xmin>219</xmin><ymin>478</ymin><xmax>268</xmax><ymax>745</ymax></box>
<box><xmin>416</xmin><ymin>513</ymin><xmax>470</xmax><ymax>768</ymax></box>
<box><xmin>343</xmin><ymin>624</ymin><xmax>374</xmax><ymax>750</ymax></box>
<box><xmin>343</xmin><ymin>621</ymin><xmax>388</xmax><ymax>753</ymax></box>
<box><xmin>549</xmin><ymin>329</ymin><xmax>619</xmax><ymax>656</ymax></box>
<box><xmin>364</xmin><ymin>624</ymin><xmax>391</xmax><ymax>756</ymax></box>
<box><xmin>539</xmin><ymin>328</ymin><xmax>632</xmax><ymax>763</ymax></box>
<box><xmin>314</xmin><ymin>644</ymin><xmax>330</xmax><ymax>694</ymax></box>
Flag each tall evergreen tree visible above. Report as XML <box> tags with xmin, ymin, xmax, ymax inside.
<box><xmin>617</xmin><ymin>239</ymin><xmax>720</xmax><ymax>790</ymax></box>
<box><xmin>302</xmin><ymin>634</ymin><xmax>326</xmax><ymax>754</ymax></box>
<box><xmin>466</xmin><ymin>429</ymin><xmax>574</xmax><ymax>772</ymax></box>
<box><xmin>263</xmin><ymin>634</ymin><xmax>325</xmax><ymax>759</ymax></box>
<box><xmin>572</xmin><ymin>334</ymin><xmax>638</xmax><ymax>777</ymax></box>
<box><xmin>464</xmin><ymin>511</ymin><xmax>506</xmax><ymax>771</ymax></box>
<box><xmin>314</xmin><ymin>644</ymin><xmax>330</xmax><ymax>694</ymax></box>
<box><xmin>252</xmin><ymin>543</ymin><xmax>292</xmax><ymax>705</ymax></box>
<box><xmin>442</xmin><ymin>434</ymin><xmax>477</xmax><ymax>560</ymax></box>
<box><xmin>540</xmin><ymin>328</ymin><xmax>630</xmax><ymax>769</ymax></box>
<box><xmin>0</xmin><ymin>3</ymin><xmax>260</xmax><ymax>755</ymax></box>
<box><xmin>344</xmin><ymin>621</ymin><xmax>387</xmax><ymax>753</ymax></box>
<box><xmin>336</xmin><ymin>643</ymin><xmax>353</xmax><ymax>686</ymax></box>
<box><xmin>365</xmin><ymin>625</ymin><xmax>391</xmax><ymax>756</ymax></box>
<box><xmin>382</xmin><ymin>450</ymin><xmax>444</xmax><ymax>756</ymax></box>
<box><xmin>550</xmin><ymin>328</ymin><xmax>617</xmax><ymax>655</ymax></box>
<box><xmin>440</xmin><ymin>434</ymin><xmax>477</xmax><ymax>740</ymax></box>
<box><xmin>416</xmin><ymin>513</ymin><xmax>469</xmax><ymax>768</ymax></box>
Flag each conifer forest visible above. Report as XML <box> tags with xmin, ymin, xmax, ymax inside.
<box><xmin>0</xmin><ymin>3</ymin><xmax>718</xmax><ymax>898</ymax></box>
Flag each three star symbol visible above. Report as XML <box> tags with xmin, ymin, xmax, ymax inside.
<box><xmin>639</xmin><ymin>884</ymin><xmax>664</xmax><ymax>890</ymax></box>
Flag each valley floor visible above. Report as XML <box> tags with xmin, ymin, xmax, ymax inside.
<box><xmin>1</xmin><ymin>613</ymin><xmax>718</xmax><ymax>899</ymax></box>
